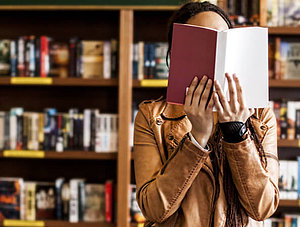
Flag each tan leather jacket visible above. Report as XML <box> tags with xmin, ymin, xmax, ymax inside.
<box><xmin>134</xmin><ymin>98</ymin><xmax>279</xmax><ymax>227</ymax></box>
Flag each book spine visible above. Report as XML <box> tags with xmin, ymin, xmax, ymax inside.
<box><xmin>287</xmin><ymin>101</ymin><xmax>296</xmax><ymax>140</ymax></box>
<box><xmin>103</xmin><ymin>41</ymin><xmax>111</xmax><ymax>79</ymax></box>
<box><xmin>274</xmin><ymin>37</ymin><xmax>281</xmax><ymax>80</ymax></box>
<box><xmin>271</xmin><ymin>0</ymin><xmax>279</xmax><ymax>26</ymax></box>
<box><xmin>144</xmin><ymin>43</ymin><xmax>150</xmax><ymax>79</ymax></box>
<box><xmin>105</xmin><ymin>180</ymin><xmax>113</xmax><ymax>222</ymax></box>
<box><xmin>78</xmin><ymin>181</ymin><xmax>85</xmax><ymax>221</ymax></box>
<box><xmin>16</xmin><ymin>115</ymin><xmax>23</xmax><ymax>150</ymax></box>
<box><xmin>56</xmin><ymin>114</ymin><xmax>64</xmax><ymax>152</ymax></box>
<box><xmin>148</xmin><ymin>43</ymin><xmax>156</xmax><ymax>79</ymax></box>
<box><xmin>76</xmin><ymin>41</ymin><xmax>82</xmax><ymax>78</ymax></box>
<box><xmin>83</xmin><ymin>110</ymin><xmax>91</xmax><ymax>151</ymax></box>
<box><xmin>298</xmin><ymin>157</ymin><xmax>300</xmax><ymax>199</ymax></box>
<box><xmin>35</xmin><ymin>38</ymin><xmax>40</xmax><ymax>77</ymax></box>
<box><xmin>10</xmin><ymin>40</ymin><xmax>17</xmax><ymax>77</ymax></box>
<box><xmin>296</xmin><ymin>109</ymin><xmax>300</xmax><ymax>139</ymax></box>
<box><xmin>25</xmin><ymin>183</ymin><xmax>36</xmax><ymax>221</ymax></box>
<box><xmin>40</xmin><ymin>36</ymin><xmax>49</xmax><ymax>77</ymax></box>
<box><xmin>137</xmin><ymin>41</ymin><xmax>144</xmax><ymax>80</ymax></box>
<box><xmin>110</xmin><ymin>39</ymin><xmax>118</xmax><ymax>79</ymax></box>
<box><xmin>25</xmin><ymin>37</ymin><xmax>30</xmax><ymax>76</ymax></box>
<box><xmin>29</xmin><ymin>36</ymin><xmax>36</xmax><ymax>77</ymax></box>
<box><xmin>10</xmin><ymin>114</ymin><xmax>17</xmax><ymax>150</ymax></box>
<box><xmin>280</xmin><ymin>101</ymin><xmax>288</xmax><ymax>139</ymax></box>
<box><xmin>0</xmin><ymin>112</ymin><xmax>5</xmax><ymax>150</ymax></box>
<box><xmin>132</xmin><ymin>43</ymin><xmax>138</xmax><ymax>79</ymax></box>
<box><xmin>55</xmin><ymin>178</ymin><xmax>64</xmax><ymax>220</ymax></box>
<box><xmin>154</xmin><ymin>43</ymin><xmax>169</xmax><ymax>79</ymax></box>
<box><xmin>38</xmin><ymin>113</ymin><xmax>44</xmax><ymax>150</ymax></box>
<box><xmin>90</xmin><ymin>110</ymin><xmax>96</xmax><ymax>151</ymax></box>
<box><xmin>4</xmin><ymin>113</ymin><xmax>10</xmax><ymax>149</ymax></box>
<box><xmin>273</xmin><ymin>101</ymin><xmax>281</xmax><ymax>138</ymax></box>
<box><xmin>17</xmin><ymin>37</ymin><xmax>25</xmax><ymax>77</ymax></box>
<box><xmin>69</xmin><ymin>38</ymin><xmax>77</xmax><ymax>78</ymax></box>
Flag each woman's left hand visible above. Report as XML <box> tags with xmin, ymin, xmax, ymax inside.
<box><xmin>214</xmin><ymin>73</ymin><xmax>254</xmax><ymax>123</ymax></box>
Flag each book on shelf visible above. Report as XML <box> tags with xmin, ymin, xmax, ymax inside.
<box><xmin>129</xmin><ymin>184</ymin><xmax>145</xmax><ymax>224</ymax></box>
<box><xmin>0</xmin><ymin>108</ymin><xmax>118</xmax><ymax>152</ymax></box>
<box><xmin>270</xmin><ymin>100</ymin><xmax>300</xmax><ymax>140</ymax></box>
<box><xmin>267</xmin><ymin>0</ymin><xmax>300</xmax><ymax>26</ymax></box>
<box><xmin>166</xmin><ymin>23</ymin><xmax>268</xmax><ymax>108</ymax></box>
<box><xmin>132</xmin><ymin>41</ymin><xmax>169</xmax><ymax>80</ymax></box>
<box><xmin>227</xmin><ymin>0</ymin><xmax>260</xmax><ymax>25</ymax></box>
<box><xmin>279</xmin><ymin>159</ymin><xmax>298</xmax><ymax>200</ymax></box>
<box><xmin>0</xmin><ymin>37</ymin><xmax>118</xmax><ymax>79</ymax></box>
<box><xmin>0</xmin><ymin>178</ymin><xmax>23</xmax><ymax>220</ymax></box>
<box><xmin>0</xmin><ymin>177</ymin><xmax>115</xmax><ymax>223</ymax></box>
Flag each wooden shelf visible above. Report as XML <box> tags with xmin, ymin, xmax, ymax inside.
<box><xmin>270</xmin><ymin>79</ymin><xmax>300</xmax><ymax>88</ymax></box>
<box><xmin>0</xmin><ymin>220</ymin><xmax>114</xmax><ymax>227</ymax></box>
<box><xmin>0</xmin><ymin>77</ymin><xmax>118</xmax><ymax>87</ymax></box>
<box><xmin>278</xmin><ymin>139</ymin><xmax>299</xmax><ymax>148</ymax></box>
<box><xmin>133</xmin><ymin>79</ymin><xmax>168</xmax><ymax>88</ymax></box>
<box><xmin>268</xmin><ymin>27</ymin><xmax>300</xmax><ymax>35</ymax></box>
<box><xmin>0</xmin><ymin>150</ymin><xmax>118</xmax><ymax>160</ymax></box>
<box><xmin>279</xmin><ymin>200</ymin><xmax>300</xmax><ymax>207</ymax></box>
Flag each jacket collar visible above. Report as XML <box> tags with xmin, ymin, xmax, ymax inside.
<box><xmin>161</xmin><ymin>103</ymin><xmax>186</xmax><ymax>120</ymax></box>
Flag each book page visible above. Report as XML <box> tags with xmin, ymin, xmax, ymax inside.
<box><xmin>223</xmin><ymin>27</ymin><xmax>268</xmax><ymax>108</ymax></box>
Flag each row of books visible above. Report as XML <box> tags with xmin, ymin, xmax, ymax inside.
<box><xmin>266</xmin><ymin>0</ymin><xmax>300</xmax><ymax>27</ymax></box>
<box><xmin>279</xmin><ymin>159</ymin><xmax>299</xmax><ymax>200</ymax></box>
<box><xmin>270</xmin><ymin>100</ymin><xmax>300</xmax><ymax>140</ymax></box>
<box><xmin>0</xmin><ymin>37</ymin><xmax>118</xmax><ymax>79</ymax></box>
<box><xmin>0</xmin><ymin>178</ymin><xmax>144</xmax><ymax>224</ymax></box>
<box><xmin>0</xmin><ymin>108</ymin><xmax>118</xmax><ymax>152</ymax></box>
<box><xmin>0</xmin><ymin>178</ymin><xmax>114</xmax><ymax>222</ymax></box>
<box><xmin>265</xmin><ymin>215</ymin><xmax>300</xmax><ymax>227</ymax></box>
<box><xmin>132</xmin><ymin>42</ymin><xmax>169</xmax><ymax>80</ymax></box>
<box><xmin>269</xmin><ymin>38</ymin><xmax>300</xmax><ymax>80</ymax></box>
<box><xmin>227</xmin><ymin>0</ymin><xmax>260</xmax><ymax>25</ymax></box>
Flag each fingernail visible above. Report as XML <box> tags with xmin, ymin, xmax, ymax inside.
<box><xmin>202</xmin><ymin>75</ymin><xmax>207</xmax><ymax>80</ymax></box>
<box><xmin>194</xmin><ymin>76</ymin><xmax>198</xmax><ymax>81</ymax></box>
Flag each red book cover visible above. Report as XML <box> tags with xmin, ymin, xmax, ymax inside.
<box><xmin>166</xmin><ymin>23</ymin><xmax>217</xmax><ymax>105</ymax></box>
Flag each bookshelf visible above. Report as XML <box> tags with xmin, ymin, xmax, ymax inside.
<box><xmin>0</xmin><ymin>0</ymin><xmax>299</xmax><ymax>226</ymax></box>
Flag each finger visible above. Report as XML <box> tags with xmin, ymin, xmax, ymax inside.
<box><xmin>184</xmin><ymin>76</ymin><xmax>198</xmax><ymax>106</ymax></box>
<box><xmin>213</xmin><ymin>92</ymin><xmax>223</xmax><ymax>115</ymax></box>
<box><xmin>214</xmin><ymin>80</ymin><xmax>231</xmax><ymax>113</ymax></box>
<box><xmin>199</xmin><ymin>78</ymin><xmax>212</xmax><ymax>111</ymax></box>
<box><xmin>226</xmin><ymin>73</ymin><xmax>238</xmax><ymax>112</ymax></box>
<box><xmin>191</xmin><ymin>75</ymin><xmax>208</xmax><ymax>107</ymax></box>
<box><xmin>233</xmin><ymin>74</ymin><xmax>246</xmax><ymax>108</ymax></box>
<box><xmin>206</xmin><ymin>91</ymin><xmax>215</xmax><ymax>111</ymax></box>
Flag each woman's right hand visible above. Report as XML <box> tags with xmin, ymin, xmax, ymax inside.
<box><xmin>184</xmin><ymin>76</ymin><xmax>215</xmax><ymax>148</ymax></box>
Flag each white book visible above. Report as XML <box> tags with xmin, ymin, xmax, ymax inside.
<box><xmin>83</xmin><ymin>109</ymin><xmax>91</xmax><ymax>151</ymax></box>
<box><xmin>9</xmin><ymin>115</ymin><xmax>17</xmax><ymax>150</ymax></box>
<box><xmin>111</xmin><ymin>114</ymin><xmax>118</xmax><ymax>152</ymax></box>
<box><xmin>69</xmin><ymin>179</ymin><xmax>84</xmax><ymax>223</ymax></box>
<box><xmin>287</xmin><ymin>160</ymin><xmax>298</xmax><ymax>199</ymax></box>
<box><xmin>279</xmin><ymin>160</ymin><xmax>288</xmax><ymax>199</ymax></box>
<box><xmin>287</xmin><ymin>101</ymin><xmax>296</xmax><ymax>140</ymax></box>
<box><xmin>103</xmin><ymin>41</ymin><xmax>111</xmax><ymax>79</ymax></box>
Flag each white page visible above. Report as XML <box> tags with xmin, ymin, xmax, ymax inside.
<box><xmin>222</xmin><ymin>27</ymin><xmax>268</xmax><ymax>108</ymax></box>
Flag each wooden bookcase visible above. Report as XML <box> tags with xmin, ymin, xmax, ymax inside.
<box><xmin>0</xmin><ymin>0</ymin><xmax>299</xmax><ymax>226</ymax></box>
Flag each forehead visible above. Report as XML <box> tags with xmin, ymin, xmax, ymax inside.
<box><xmin>186</xmin><ymin>11</ymin><xmax>229</xmax><ymax>31</ymax></box>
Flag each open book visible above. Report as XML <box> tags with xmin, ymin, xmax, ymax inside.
<box><xmin>166</xmin><ymin>23</ymin><xmax>269</xmax><ymax>108</ymax></box>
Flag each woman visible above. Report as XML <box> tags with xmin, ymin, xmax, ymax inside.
<box><xmin>134</xmin><ymin>1</ymin><xmax>279</xmax><ymax>227</ymax></box>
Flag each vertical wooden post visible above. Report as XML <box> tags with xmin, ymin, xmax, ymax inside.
<box><xmin>117</xmin><ymin>9</ymin><xmax>133</xmax><ymax>227</ymax></box>
<box><xmin>260</xmin><ymin>0</ymin><xmax>267</xmax><ymax>26</ymax></box>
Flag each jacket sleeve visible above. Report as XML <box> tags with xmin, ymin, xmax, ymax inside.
<box><xmin>223</xmin><ymin>107</ymin><xmax>279</xmax><ymax>221</ymax></box>
<box><xmin>134</xmin><ymin>103</ymin><xmax>210</xmax><ymax>223</ymax></box>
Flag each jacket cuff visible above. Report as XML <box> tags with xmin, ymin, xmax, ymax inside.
<box><xmin>184</xmin><ymin>134</ymin><xmax>211</xmax><ymax>156</ymax></box>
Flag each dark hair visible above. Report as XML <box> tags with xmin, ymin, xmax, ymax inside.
<box><xmin>165</xmin><ymin>2</ymin><xmax>265</xmax><ymax>227</ymax></box>
<box><xmin>166</xmin><ymin>1</ymin><xmax>233</xmax><ymax>67</ymax></box>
